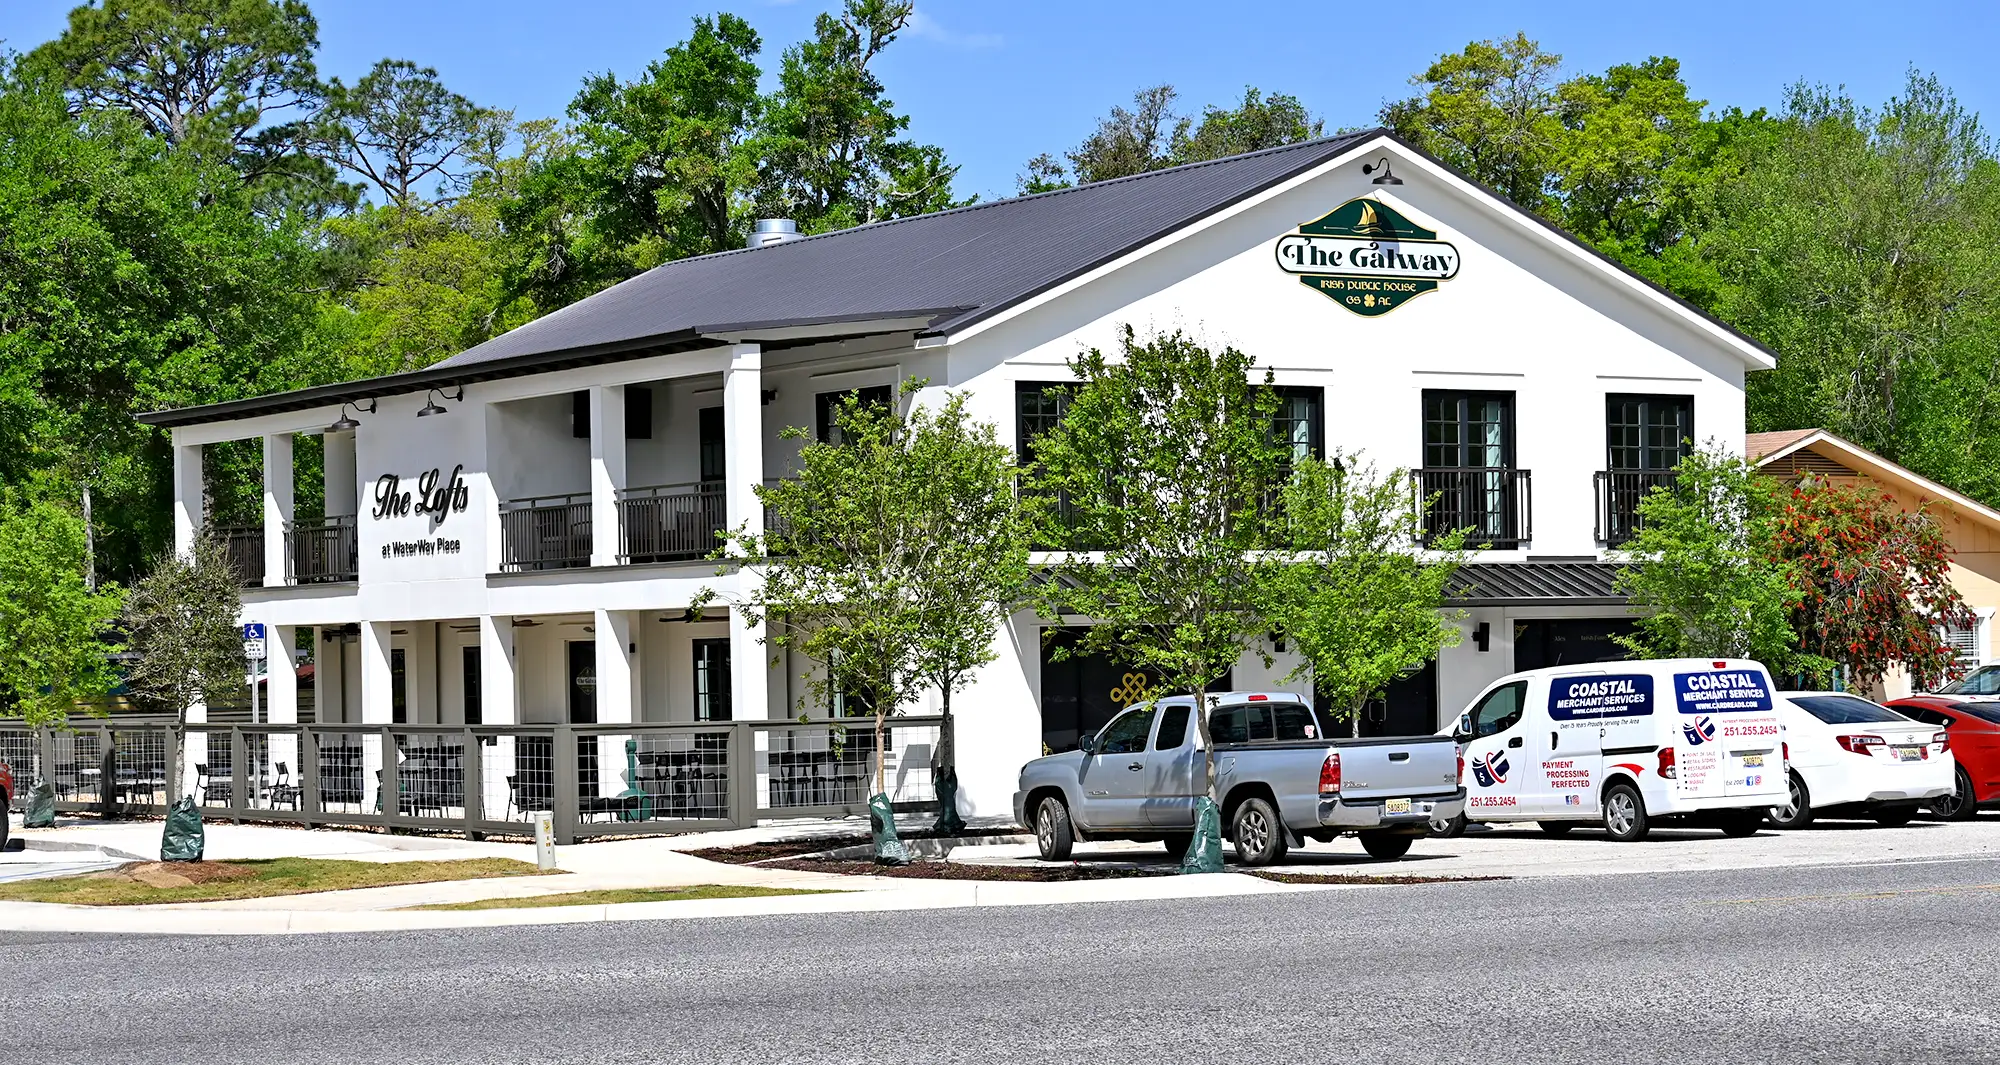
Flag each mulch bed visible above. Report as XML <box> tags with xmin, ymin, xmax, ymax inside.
<box><xmin>99</xmin><ymin>861</ymin><xmax>262</xmax><ymax>889</ymax></box>
<box><xmin>1247</xmin><ymin>871</ymin><xmax>1510</xmax><ymax>885</ymax></box>
<box><xmin>762</xmin><ymin>858</ymin><xmax>1177</xmax><ymax>882</ymax></box>
<box><xmin>685</xmin><ymin>837</ymin><xmax>876</xmax><ymax>864</ymax></box>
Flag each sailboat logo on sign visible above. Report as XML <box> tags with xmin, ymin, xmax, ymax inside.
<box><xmin>1273</xmin><ymin>197</ymin><xmax>1462</xmax><ymax>317</ymax></box>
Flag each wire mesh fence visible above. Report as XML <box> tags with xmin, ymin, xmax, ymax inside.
<box><xmin>0</xmin><ymin>715</ymin><xmax>945</xmax><ymax>841</ymax></box>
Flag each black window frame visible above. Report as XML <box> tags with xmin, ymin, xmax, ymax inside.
<box><xmin>390</xmin><ymin>647</ymin><xmax>407</xmax><ymax>724</ymax></box>
<box><xmin>1269</xmin><ymin>385</ymin><xmax>1325</xmax><ymax>465</ymax></box>
<box><xmin>1423</xmin><ymin>390</ymin><xmax>1516</xmax><ymax>470</ymax></box>
<box><xmin>1153</xmin><ymin>703</ymin><xmax>1192</xmax><ymax>750</ymax></box>
<box><xmin>698</xmin><ymin>406</ymin><xmax>726</xmax><ymax>484</ymax></box>
<box><xmin>462</xmin><ymin>645</ymin><xmax>482</xmax><ymax>725</ymax></box>
<box><xmin>693</xmin><ymin>637</ymin><xmax>732</xmax><ymax>722</ymax></box>
<box><xmin>815</xmin><ymin>385</ymin><xmax>894</xmax><ymax>444</ymax></box>
<box><xmin>1605</xmin><ymin>393</ymin><xmax>1693</xmax><ymax>473</ymax></box>
<box><xmin>1014</xmin><ymin>381</ymin><xmax>1072</xmax><ymax>465</ymax></box>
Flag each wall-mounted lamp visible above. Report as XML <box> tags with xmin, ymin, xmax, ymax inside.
<box><xmin>1361</xmin><ymin>157</ymin><xmax>1403</xmax><ymax>186</ymax></box>
<box><xmin>761</xmin><ymin>389</ymin><xmax>778</xmax><ymax>406</ymax></box>
<box><xmin>1269</xmin><ymin>628</ymin><xmax>1287</xmax><ymax>654</ymax></box>
<box><xmin>328</xmin><ymin>398</ymin><xmax>376</xmax><ymax>433</ymax></box>
<box><xmin>416</xmin><ymin>385</ymin><xmax>464</xmax><ymax>418</ymax></box>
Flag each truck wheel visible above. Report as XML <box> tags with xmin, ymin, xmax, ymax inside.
<box><xmin>1161</xmin><ymin>833</ymin><xmax>1193</xmax><ymax>859</ymax></box>
<box><xmin>1537</xmin><ymin>821</ymin><xmax>1574</xmax><ymax>837</ymax></box>
<box><xmin>1429</xmin><ymin>812</ymin><xmax>1468</xmax><ymax>838</ymax></box>
<box><xmin>1768</xmin><ymin>772</ymin><xmax>1814</xmax><ymax>829</ymax></box>
<box><xmin>1230</xmin><ymin>796</ymin><xmax>1288</xmax><ymax>866</ymax></box>
<box><xmin>1359</xmin><ymin>830</ymin><xmax>1414</xmax><ymax>860</ymax></box>
<box><xmin>1872</xmin><ymin>805</ymin><xmax>1917</xmax><ymax>827</ymax></box>
<box><xmin>1718</xmin><ymin>811</ymin><xmax>1762</xmax><ymax>837</ymax></box>
<box><xmin>1034</xmin><ymin>797</ymin><xmax>1074</xmax><ymax>862</ymax></box>
<box><xmin>1601</xmin><ymin>782</ymin><xmax>1650</xmax><ymax>842</ymax></box>
<box><xmin>1932</xmin><ymin>767</ymin><xmax>1978</xmax><ymax>821</ymax></box>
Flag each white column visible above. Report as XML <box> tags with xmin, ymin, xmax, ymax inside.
<box><xmin>595</xmin><ymin>609</ymin><xmax>637</xmax><ymax>792</ymax></box>
<box><xmin>323</xmin><ymin>430</ymin><xmax>357</xmax><ymax>518</ymax></box>
<box><xmin>172</xmin><ymin>438</ymin><xmax>204</xmax><ymax>555</ymax></box>
<box><xmin>316</xmin><ymin>627</ymin><xmax>346</xmax><ymax>724</ymax></box>
<box><xmin>359</xmin><ymin>621</ymin><xmax>393</xmax><ymax>811</ymax></box>
<box><xmin>588</xmin><ymin>384</ymin><xmax>627</xmax><ymax>567</ymax></box>
<box><xmin>479</xmin><ymin>615</ymin><xmax>518</xmax><ymax>819</ymax></box>
<box><xmin>476</xmin><ymin>402</ymin><xmax>505</xmax><ymax>573</ymax></box>
<box><xmin>267</xmin><ymin>623</ymin><xmax>300</xmax><ymax>790</ymax></box>
<box><xmin>722</xmin><ymin>345</ymin><xmax>764</xmax><ymax>541</ymax></box>
<box><xmin>263</xmin><ymin>433</ymin><xmax>294</xmax><ymax>586</ymax></box>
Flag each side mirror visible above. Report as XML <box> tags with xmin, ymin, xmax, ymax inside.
<box><xmin>1079</xmin><ymin>734</ymin><xmax>1098</xmax><ymax>755</ymax></box>
<box><xmin>1450</xmin><ymin>714</ymin><xmax>1472</xmax><ymax>742</ymax></box>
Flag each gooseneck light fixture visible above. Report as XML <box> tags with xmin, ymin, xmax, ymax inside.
<box><xmin>327</xmin><ymin>398</ymin><xmax>376</xmax><ymax>433</ymax></box>
<box><xmin>416</xmin><ymin>385</ymin><xmax>464</xmax><ymax>418</ymax></box>
<box><xmin>1361</xmin><ymin>157</ymin><xmax>1403</xmax><ymax>185</ymax></box>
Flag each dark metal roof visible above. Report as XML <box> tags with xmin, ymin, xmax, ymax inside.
<box><xmin>138</xmin><ymin>130</ymin><xmax>1382</xmax><ymax>428</ymax></box>
<box><xmin>1444</xmin><ymin>562</ymin><xmax>1628</xmax><ymax>606</ymax></box>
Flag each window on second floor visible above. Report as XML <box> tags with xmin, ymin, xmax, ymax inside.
<box><xmin>1605</xmin><ymin>394</ymin><xmax>1693</xmax><ymax>472</ymax></box>
<box><xmin>698</xmin><ymin>407</ymin><xmax>725</xmax><ymax>484</ymax></box>
<box><xmin>1270</xmin><ymin>386</ymin><xmax>1324</xmax><ymax>465</ymax></box>
<box><xmin>815</xmin><ymin>385</ymin><xmax>893</xmax><ymax>444</ymax></box>
<box><xmin>1423</xmin><ymin>390</ymin><xmax>1514</xmax><ymax>469</ymax></box>
<box><xmin>1015</xmin><ymin>381</ymin><xmax>1071</xmax><ymax>464</ymax></box>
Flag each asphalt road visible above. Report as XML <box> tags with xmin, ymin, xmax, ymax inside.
<box><xmin>3</xmin><ymin>858</ymin><xmax>1997</xmax><ymax>1065</ymax></box>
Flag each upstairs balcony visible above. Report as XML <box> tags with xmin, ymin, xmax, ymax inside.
<box><xmin>212</xmin><ymin>515</ymin><xmax>358</xmax><ymax>586</ymax></box>
<box><xmin>499</xmin><ymin>492</ymin><xmax>592</xmax><ymax>572</ymax></box>
<box><xmin>1594</xmin><ymin>470</ymin><xmax>1676</xmax><ymax>547</ymax></box>
<box><xmin>619</xmin><ymin>481</ymin><xmax>725</xmax><ymax>564</ymax></box>
<box><xmin>1415</xmin><ymin>468</ymin><xmax>1533</xmax><ymax>549</ymax></box>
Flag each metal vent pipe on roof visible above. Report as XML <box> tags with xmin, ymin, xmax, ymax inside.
<box><xmin>747</xmin><ymin>218</ymin><xmax>803</xmax><ymax>248</ymax></box>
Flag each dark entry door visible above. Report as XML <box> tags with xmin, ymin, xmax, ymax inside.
<box><xmin>567</xmin><ymin>640</ymin><xmax>599</xmax><ymax>798</ymax></box>
<box><xmin>1352</xmin><ymin>660</ymin><xmax>1440</xmax><ymax>738</ymax></box>
<box><xmin>1037</xmin><ymin>627</ymin><xmax>1230</xmax><ymax>752</ymax></box>
<box><xmin>1513</xmin><ymin>619</ymin><xmax>1638</xmax><ymax>672</ymax></box>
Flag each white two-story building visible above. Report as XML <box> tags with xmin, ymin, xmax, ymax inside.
<box><xmin>139</xmin><ymin>129</ymin><xmax>1774</xmax><ymax>821</ymax></box>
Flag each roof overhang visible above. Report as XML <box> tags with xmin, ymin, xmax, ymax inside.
<box><xmin>1751</xmin><ymin>429</ymin><xmax>2000</xmax><ymax>534</ymax></box>
<box><xmin>1443</xmin><ymin>561</ymin><xmax>1628</xmax><ymax>607</ymax></box>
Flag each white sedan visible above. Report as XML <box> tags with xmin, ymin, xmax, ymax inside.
<box><xmin>1769</xmin><ymin>692</ymin><xmax>1953</xmax><ymax>829</ymax></box>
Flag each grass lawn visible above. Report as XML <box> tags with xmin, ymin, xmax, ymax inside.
<box><xmin>0</xmin><ymin>857</ymin><xmax>543</xmax><ymax>906</ymax></box>
<box><xmin>406</xmin><ymin>884</ymin><xmax>836</xmax><ymax>911</ymax></box>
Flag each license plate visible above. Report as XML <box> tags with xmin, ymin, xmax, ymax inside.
<box><xmin>1385</xmin><ymin>798</ymin><xmax>1412</xmax><ymax>815</ymax></box>
<box><xmin>1894</xmin><ymin>747</ymin><xmax>1924</xmax><ymax>762</ymax></box>
<box><xmin>1741</xmin><ymin>754</ymin><xmax>1765</xmax><ymax>767</ymax></box>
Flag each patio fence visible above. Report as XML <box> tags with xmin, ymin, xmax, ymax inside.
<box><xmin>0</xmin><ymin>716</ymin><xmax>945</xmax><ymax>844</ymax></box>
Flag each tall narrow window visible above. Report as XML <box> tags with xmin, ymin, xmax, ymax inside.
<box><xmin>1015</xmin><ymin>381</ymin><xmax>1071</xmax><ymax>464</ymax></box>
<box><xmin>1605</xmin><ymin>394</ymin><xmax>1693</xmax><ymax>472</ymax></box>
<box><xmin>625</xmin><ymin>385</ymin><xmax>653</xmax><ymax>439</ymax></box>
<box><xmin>1270</xmin><ymin>386</ymin><xmax>1325</xmax><ymax>465</ymax></box>
<box><xmin>462</xmin><ymin>645</ymin><xmax>482</xmax><ymax>726</ymax></box>
<box><xmin>815</xmin><ymin>385</ymin><xmax>893</xmax><ymax>443</ymax></box>
<box><xmin>390</xmin><ymin>648</ymin><xmax>407</xmax><ymax>724</ymax></box>
<box><xmin>698</xmin><ymin>407</ymin><xmax>725</xmax><ymax>484</ymax></box>
<box><xmin>693</xmin><ymin>638</ymin><xmax>733</xmax><ymax>722</ymax></box>
<box><xmin>567</xmin><ymin>640</ymin><xmax>596</xmax><ymax>724</ymax></box>
<box><xmin>1419</xmin><ymin>390</ymin><xmax>1523</xmax><ymax>546</ymax></box>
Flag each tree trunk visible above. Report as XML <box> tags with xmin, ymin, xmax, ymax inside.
<box><xmin>874</xmin><ymin>708</ymin><xmax>887</xmax><ymax>797</ymax></box>
<box><xmin>1194</xmin><ymin>682</ymin><xmax>1219</xmax><ymax>802</ymax></box>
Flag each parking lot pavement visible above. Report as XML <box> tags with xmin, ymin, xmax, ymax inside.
<box><xmin>947</xmin><ymin>816</ymin><xmax>2000</xmax><ymax>878</ymax></box>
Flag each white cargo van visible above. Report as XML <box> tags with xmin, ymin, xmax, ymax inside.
<box><xmin>1435</xmin><ymin>658</ymin><xmax>1789</xmax><ymax>841</ymax></box>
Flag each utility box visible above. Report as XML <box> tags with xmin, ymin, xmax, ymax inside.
<box><xmin>533</xmin><ymin>811</ymin><xmax>558</xmax><ymax>872</ymax></box>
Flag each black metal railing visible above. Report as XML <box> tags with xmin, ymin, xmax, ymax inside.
<box><xmin>1595</xmin><ymin>470</ymin><xmax>1677</xmax><ymax>547</ymax></box>
<box><xmin>212</xmin><ymin>525</ymin><xmax>265</xmax><ymax>586</ymax></box>
<box><xmin>500</xmin><ymin>493</ymin><xmax>592</xmax><ymax>572</ymax></box>
<box><xmin>287</xmin><ymin>515</ymin><xmax>358</xmax><ymax>584</ymax></box>
<box><xmin>618</xmin><ymin>481</ymin><xmax>724</xmax><ymax>563</ymax></box>
<box><xmin>1414</xmin><ymin>467</ymin><xmax>1532</xmax><ymax>548</ymax></box>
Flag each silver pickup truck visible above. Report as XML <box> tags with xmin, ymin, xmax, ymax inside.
<box><xmin>1013</xmin><ymin>691</ymin><xmax>1466</xmax><ymax>865</ymax></box>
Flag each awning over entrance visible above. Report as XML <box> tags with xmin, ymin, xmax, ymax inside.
<box><xmin>1443</xmin><ymin>561</ymin><xmax>1627</xmax><ymax>607</ymax></box>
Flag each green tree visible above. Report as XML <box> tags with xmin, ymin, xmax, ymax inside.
<box><xmin>1170</xmin><ymin>86</ymin><xmax>1323</xmax><ymax>165</ymax></box>
<box><xmin>1260</xmin><ymin>453</ymin><xmax>1468</xmax><ymax>735</ymax></box>
<box><xmin>1772</xmin><ymin>475</ymin><xmax>1971</xmax><ymax>691</ymax></box>
<box><xmin>122</xmin><ymin>533</ymin><xmax>244</xmax><ymax>801</ymax></box>
<box><xmin>752</xmin><ymin>0</ymin><xmax>962</xmax><ymax>232</ymax></box>
<box><xmin>1025</xmin><ymin>327</ymin><xmax>1284</xmax><ymax>802</ymax></box>
<box><xmin>1020</xmin><ymin>84</ymin><xmax>1320</xmax><ymax>191</ymax></box>
<box><xmin>1382</xmin><ymin>33</ymin><xmax>1564</xmax><ymax>211</ymax></box>
<box><xmin>306</xmin><ymin>58</ymin><xmax>499</xmax><ymax>215</ymax></box>
<box><xmin>1613</xmin><ymin>445</ymin><xmax>1800</xmax><ymax>666</ymax></box>
<box><xmin>711</xmin><ymin>385</ymin><xmax>1027</xmax><ymax>801</ymax></box>
<box><xmin>0</xmin><ymin>500</ymin><xmax>125</xmax><ymax>727</ymax></box>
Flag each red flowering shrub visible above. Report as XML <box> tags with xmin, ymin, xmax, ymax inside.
<box><xmin>1772</xmin><ymin>476</ymin><xmax>1972</xmax><ymax>690</ymax></box>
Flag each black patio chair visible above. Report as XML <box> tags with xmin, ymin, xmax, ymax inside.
<box><xmin>269</xmin><ymin>762</ymin><xmax>302</xmax><ymax>811</ymax></box>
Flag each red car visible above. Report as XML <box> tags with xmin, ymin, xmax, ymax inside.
<box><xmin>1885</xmin><ymin>696</ymin><xmax>2000</xmax><ymax>819</ymax></box>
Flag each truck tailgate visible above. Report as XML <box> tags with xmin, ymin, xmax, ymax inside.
<box><xmin>1333</xmin><ymin>736</ymin><xmax>1460</xmax><ymax>801</ymax></box>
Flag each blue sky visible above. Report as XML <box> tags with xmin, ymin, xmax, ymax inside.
<box><xmin>6</xmin><ymin>1</ymin><xmax>1999</xmax><ymax>202</ymax></box>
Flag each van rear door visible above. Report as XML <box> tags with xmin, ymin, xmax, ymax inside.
<box><xmin>1670</xmin><ymin>666</ymin><xmax>1782</xmax><ymax>799</ymax></box>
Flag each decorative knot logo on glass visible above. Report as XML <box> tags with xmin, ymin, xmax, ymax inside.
<box><xmin>1470</xmin><ymin>750</ymin><xmax>1510</xmax><ymax>788</ymax></box>
<box><xmin>1108</xmin><ymin>673</ymin><xmax>1153</xmax><ymax>706</ymax></box>
<box><xmin>1683</xmin><ymin>715</ymin><xmax>1717</xmax><ymax>746</ymax></box>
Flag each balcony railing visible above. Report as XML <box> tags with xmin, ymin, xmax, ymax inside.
<box><xmin>288</xmin><ymin>515</ymin><xmax>358</xmax><ymax>584</ymax></box>
<box><xmin>212</xmin><ymin>525</ymin><xmax>265</xmax><ymax>586</ymax></box>
<box><xmin>1595</xmin><ymin>470</ymin><xmax>1677</xmax><ymax>547</ymax></box>
<box><xmin>1414</xmin><ymin>467</ymin><xmax>1532</xmax><ymax>549</ymax></box>
<box><xmin>619</xmin><ymin>481</ymin><xmax>724</xmax><ymax>563</ymax></box>
<box><xmin>500</xmin><ymin>493</ymin><xmax>592</xmax><ymax>572</ymax></box>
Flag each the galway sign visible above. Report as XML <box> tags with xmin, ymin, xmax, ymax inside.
<box><xmin>1275</xmin><ymin>197</ymin><xmax>1461</xmax><ymax>316</ymax></box>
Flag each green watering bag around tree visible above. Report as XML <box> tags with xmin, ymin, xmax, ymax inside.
<box><xmin>1180</xmin><ymin>796</ymin><xmax>1225</xmax><ymax>874</ymax></box>
<box><xmin>869</xmin><ymin>792</ymin><xmax>911</xmax><ymax>866</ymax></box>
<box><xmin>23</xmin><ymin>778</ymin><xmax>55</xmax><ymax>828</ymax></box>
<box><xmin>161</xmin><ymin>795</ymin><xmax>205</xmax><ymax>862</ymax></box>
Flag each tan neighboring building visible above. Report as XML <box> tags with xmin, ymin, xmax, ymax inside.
<box><xmin>1749</xmin><ymin>428</ymin><xmax>2000</xmax><ymax>699</ymax></box>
